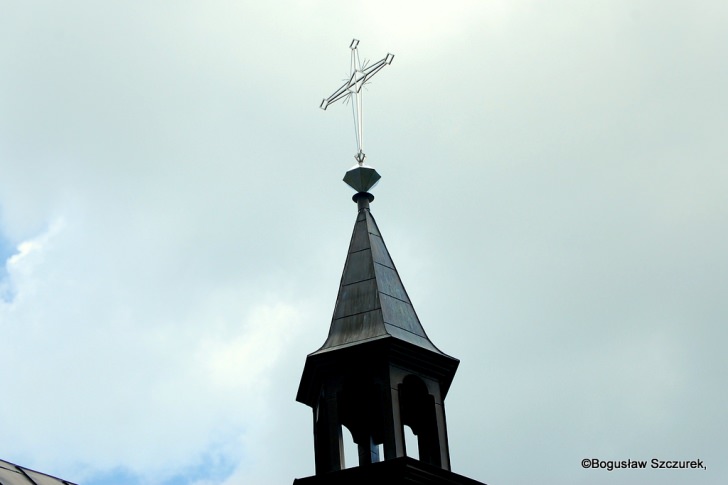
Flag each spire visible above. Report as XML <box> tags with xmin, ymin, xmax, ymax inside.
<box><xmin>313</xmin><ymin>192</ymin><xmax>446</xmax><ymax>357</ymax></box>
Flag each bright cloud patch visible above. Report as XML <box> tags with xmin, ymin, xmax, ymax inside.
<box><xmin>0</xmin><ymin>220</ymin><xmax>64</xmax><ymax>303</ymax></box>
<box><xmin>0</xmin><ymin>202</ymin><xmax>305</xmax><ymax>484</ymax></box>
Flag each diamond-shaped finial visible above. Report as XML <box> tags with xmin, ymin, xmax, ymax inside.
<box><xmin>343</xmin><ymin>165</ymin><xmax>381</xmax><ymax>193</ymax></box>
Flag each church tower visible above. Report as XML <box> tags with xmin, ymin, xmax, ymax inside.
<box><xmin>294</xmin><ymin>40</ymin><xmax>486</xmax><ymax>485</ymax></box>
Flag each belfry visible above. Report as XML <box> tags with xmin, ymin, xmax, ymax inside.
<box><xmin>293</xmin><ymin>40</ymin><xmax>486</xmax><ymax>485</ymax></box>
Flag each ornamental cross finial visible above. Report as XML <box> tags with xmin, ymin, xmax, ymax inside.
<box><xmin>321</xmin><ymin>39</ymin><xmax>394</xmax><ymax>166</ymax></box>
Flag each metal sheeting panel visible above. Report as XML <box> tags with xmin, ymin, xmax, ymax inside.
<box><xmin>341</xmin><ymin>249</ymin><xmax>375</xmax><ymax>285</ymax></box>
<box><xmin>24</xmin><ymin>469</ymin><xmax>72</xmax><ymax>485</ymax></box>
<box><xmin>368</xmin><ymin>234</ymin><xmax>394</xmax><ymax>269</ymax></box>
<box><xmin>363</xmin><ymin>211</ymin><xmax>380</xmax><ymax>236</ymax></box>
<box><xmin>0</xmin><ymin>461</ymin><xmax>20</xmax><ymax>473</ymax></box>
<box><xmin>384</xmin><ymin>323</ymin><xmax>439</xmax><ymax>352</ymax></box>
<box><xmin>373</xmin><ymin>263</ymin><xmax>409</xmax><ymax>302</ymax></box>
<box><xmin>348</xmin><ymin>218</ymin><xmax>371</xmax><ymax>253</ymax></box>
<box><xmin>379</xmin><ymin>293</ymin><xmax>426</xmax><ymax>338</ymax></box>
<box><xmin>334</xmin><ymin>279</ymin><xmax>380</xmax><ymax>319</ymax></box>
<box><xmin>0</xmin><ymin>460</ymin><xmax>76</xmax><ymax>485</ymax></box>
<box><xmin>323</xmin><ymin>310</ymin><xmax>387</xmax><ymax>349</ymax></box>
<box><xmin>0</xmin><ymin>467</ymin><xmax>29</xmax><ymax>485</ymax></box>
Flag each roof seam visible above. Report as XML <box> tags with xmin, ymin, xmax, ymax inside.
<box><xmin>372</xmin><ymin>260</ymin><xmax>395</xmax><ymax>270</ymax></box>
<box><xmin>340</xmin><ymin>277</ymin><xmax>376</xmax><ymax>288</ymax></box>
<box><xmin>316</xmin><ymin>334</ymin><xmax>390</xmax><ymax>352</ymax></box>
<box><xmin>378</xmin><ymin>291</ymin><xmax>410</xmax><ymax>305</ymax></box>
<box><xmin>382</xmin><ymin>322</ymin><xmax>431</xmax><ymax>339</ymax></box>
<box><xmin>334</xmin><ymin>306</ymin><xmax>382</xmax><ymax>319</ymax></box>
<box><xmin>17</xmin><ymin>467</ymin><xmax>40</xmax><ymax>485</ymax></box>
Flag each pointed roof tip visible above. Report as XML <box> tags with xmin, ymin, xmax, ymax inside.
<box><xmin>314</xmin><ymin>194</ymin><xmax>453</xmax><ymax>360</ymax></box>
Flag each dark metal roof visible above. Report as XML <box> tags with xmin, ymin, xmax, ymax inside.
<box><xmin>0</xmin><ymin>459</ymin><xmax>77</xmax><ymax>485</ymax></box>
<box><xmin>313</xmin><ymin>194</ymin><xmax>447</xmax><ymax>356</ymax></box>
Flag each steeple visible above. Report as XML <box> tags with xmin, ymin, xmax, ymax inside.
<box><xmin>294</xmin><ymin>39</ymin><xmax>486</xmax><ymax>485</ymax></box>
<box><xmin>295</xmin><ymin>190</ymin><xmax>486</xmax><ymax>485</ymax></box>
<box><xmin>313</xmin><ymin>192</ymin><xmax>452</xmax><ymax>363</ymax></box>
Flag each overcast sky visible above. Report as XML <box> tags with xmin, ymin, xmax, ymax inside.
<box><xmin>1</xmin><ymin>1</ymin><xmax>727</xmax><ymax>484</ymax></box>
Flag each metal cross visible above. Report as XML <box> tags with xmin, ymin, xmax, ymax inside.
<box><xmin>321</xmin><ymin>39</ymin><xmax>394</xmax><ymax>165</ymax></box>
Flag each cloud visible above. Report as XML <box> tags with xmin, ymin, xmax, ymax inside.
<box><xmin>0</xmin><ymin>167</ymin><xmax>307</xmax><ymax>482</ymax></box>
<box><xmin>1</xmin><ymin>1</ymin><xmax>727</xmax><ymax>485</ymax></box>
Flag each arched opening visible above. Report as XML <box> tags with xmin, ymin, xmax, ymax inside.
<box><xmin>338</xmin><ymin>374</ymin><xmax>384</xmax><ymax>466</ymax></box>
<box><xmin>399</xmin><ymin>374</ymin><xmax>441</xmax><ymax>466</ymax></box>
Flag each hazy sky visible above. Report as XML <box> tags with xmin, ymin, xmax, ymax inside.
<box><xmin>1</xmin><ymin>1</ymin><xmax>726</xmax><ymax>484</ymax></box>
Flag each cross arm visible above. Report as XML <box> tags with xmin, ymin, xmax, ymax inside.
<box><xmin>320</xmin><ymin>53</ymin><xmax>394</xmax><ymax>110</ymax></box>
<box><xmin>359</xmin><ymin>53</ymin><xmax>395</xmax><ymax>83</ymax></box>
<box><xmin>320</xmin><ymin>82</ymin><xmax>351</xmax><ymax>110</ymax></box>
